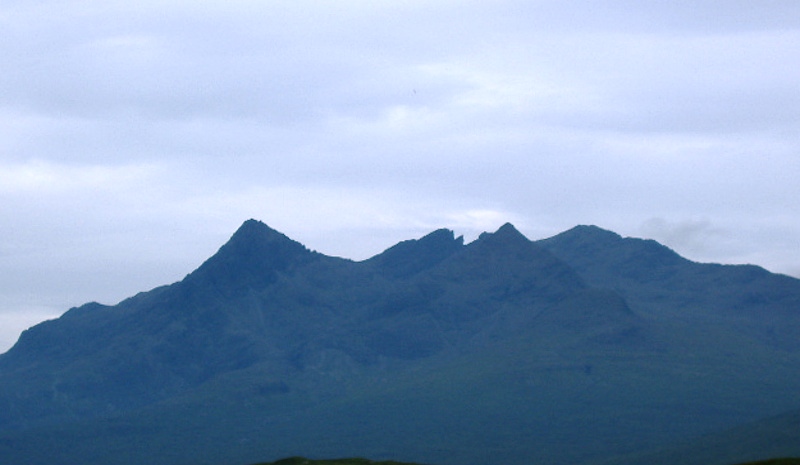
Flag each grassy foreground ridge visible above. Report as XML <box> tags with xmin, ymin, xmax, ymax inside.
<box><xmin>736</xmin><ymin>460</ymin><xmax>800</xmax><ymax>465</ymax></box>
<box><xmin>254</xmin><ymin>458</ymin><xmax>428</xmax><ymax>465</ymax></box>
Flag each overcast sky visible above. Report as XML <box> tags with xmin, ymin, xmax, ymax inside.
<box><xmin>2</xmin><ymin>1</ymin><xmax>799</xmax><ymax>352</ymax></box>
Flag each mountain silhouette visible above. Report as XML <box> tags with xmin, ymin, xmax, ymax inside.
<box><xmin>0</xmin><ymin>220</ymin><xmax>799</xmax><ymax>465</ymax></box>
<box><xmin>365</xmin><ymin>227</ymin><xmax>464</xmax><ymax>278</ymax></box>
<box><xmin>539</xmin><ymin>225</ymin><xmax>800</xmax><ymax>349</ymax></box>
<box><xmin>187</xmin><ymin>219</ymin><xmax>319</xmax><ymax>294</ymax></box>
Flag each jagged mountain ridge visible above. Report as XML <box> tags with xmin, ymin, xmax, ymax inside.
<box><xmin>0</xmin><ymin>219</ymin><xmax>798</xmax><ymax>465</ymax></box>
<box><xmin>0</xmin><ymin>220</ymin><xmax>620</xmax><ymax>429</ymax></box>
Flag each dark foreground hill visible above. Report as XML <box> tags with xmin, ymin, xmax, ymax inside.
<box><xmin>251</xmin><ymin>458</ymin><xmax>800</xmax><ymax>465</ymax></box>
<box><xmin>253</xmin><ymin>458</ymin><xmax>429</xmax><ymax>465</ymax></box>
<box><xmin>0</xmin><ymin>219</ymin><xmax>799</xmax><ymax>465</ymax></box>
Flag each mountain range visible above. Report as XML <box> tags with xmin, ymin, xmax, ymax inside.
<box><xmin>0</xmin><ymin>219</ymin><xmax>798</xmax><ymax>465</ymax></box>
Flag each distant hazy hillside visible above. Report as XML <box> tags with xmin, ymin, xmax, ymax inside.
<box><xmin>1</xmin><ymin>219</ymin><xmax>798</xmax><ymax>465</ymax></box>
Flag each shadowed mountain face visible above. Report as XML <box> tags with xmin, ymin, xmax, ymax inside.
<box><xmin>0</xmin><ymin>220</ymin><xmax>799</xmax><ymax>465</ymax></box>
<box><xmin>538</xmin><ymin>225</ymin><xmax>800</xmax><ymax>350</ymax></box>
<box><xmin>538</xmin><ymin>225</ymin><xmax>800</xmax><ymax>315</ymax></box>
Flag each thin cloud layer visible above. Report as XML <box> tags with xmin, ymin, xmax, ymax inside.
<box><xmin>1</xmin><ymin>1</ymin><xmax>799</xmax><ymax>351</ymax></box>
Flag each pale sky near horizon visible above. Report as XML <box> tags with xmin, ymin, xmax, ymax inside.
<box><xmin>2</xmin><ymin>1</ymin><xmax>799</xmax><ymax>352</ymax></box>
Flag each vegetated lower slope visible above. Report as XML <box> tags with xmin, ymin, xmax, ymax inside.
<box><xmin>735</xmin><ymin>460</ymin><xmax>800</xmax><ymax>465</ymax></box>
<box><xmin>598</xmin><ymin>408</ymin><xmax>800</xmax><ymax>465</ymax></box>
<box><xmin>539</xmin><ymin>226</ymin><xmax>800</xmax><ymax>465</ymax></box>
<box><xmin>0</xmin><ymin>220</ymin><xmax>799</xmax><ymax>465</ymax></box>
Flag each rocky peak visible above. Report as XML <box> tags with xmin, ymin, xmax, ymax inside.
<box><xmin>185</xmin><ymin>219</ymin><xmax>313</xmax><ymax>294</ymax></box>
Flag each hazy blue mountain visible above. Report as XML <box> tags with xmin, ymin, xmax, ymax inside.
<box><xmin>538</xmin><ymin>225</ymin><xmax>800</xmax><ymax>349</ymax></box>
<box><xmin>0</xmin><ymin>220</ymin><xmax>798</xmax><ymax>465</ymax></box>
<box><xmin>365</xmin><ymin>227</ymin><xmax>464</xmax><ymax>278</ymax></box>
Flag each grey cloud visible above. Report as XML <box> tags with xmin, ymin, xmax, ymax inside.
<box><xmin>639</xmin><ymin>217</ymin><xmax>725</xmax><ymax>257</ymax></box>
<box><xmin>2</xmin><ymin>1</ymin><xmax>800</xmax><ymax>351</ymax></box>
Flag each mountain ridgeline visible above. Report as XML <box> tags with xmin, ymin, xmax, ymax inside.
<box><xmin>0</xmin><ymin>219</ymin><xmax>799</xmax><ymax>465</ymax></box>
